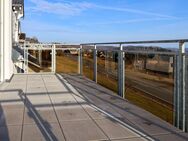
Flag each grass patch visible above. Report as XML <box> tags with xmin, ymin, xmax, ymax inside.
<box><xmin>125</xmin><ymin>88</ymin><xmax>173</xmax><ymax>124</ymax></box>
<box><xmin>56</xmin><ymin>55</ymin><xmax>78</xmax><ymax>74</ymax></box>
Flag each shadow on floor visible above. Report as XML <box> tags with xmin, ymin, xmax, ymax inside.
<box><xmin>57</xmin><ymin>73</ymin><xmax>188</xmax><ymax>141</ymax></box>
<box><xmin>0</xmin><ymin>88</ymin><xmax>62</xmax><ymax>141</ymax></box>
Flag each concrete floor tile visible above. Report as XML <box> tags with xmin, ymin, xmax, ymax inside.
<box><xmin>153</xmin><ymin>132</ymin><xmax>188</xmax><ymax>141</ymax></box>
<box><xmin>46</xmin><ymin>86</ymin><xmax>68</xmax><ymax>93</ymax></box>
<box><xmin>0</xmin><ymin>125</ymin><xmax>22</xmax><ymax>141</ymax></box>
<box><xmin>56</xmin><ymin>106</ymin><xmax>90</xmax><ymax>121</ymax></box>
<box><xmin>0</xmin><ymin>104</ymin><xmax>24</xmax><ymax>111</ymax></box>
<box><xmin>0</xmin><ymin>109</ymin><xmax>24</xmax><ymax>126</ymax></box>
<box><xmin>95</xmin><ymin>118</ymin><xmax>140</xmax><ymax>140</ymax></box>
<box><xmin>22</xmin><ymin>123</ymin><xmax>65</xmax><ymax>141</ymax></box>
<box><xmin>26</xmin><ymin>95</ymin><xmax>50</xmax><ymax>104</ymax></box>
<box><xmin>0</xmin><ymin>91</ymin><xmax>23</xmax><ymax>101</ymax></box>
<box><xmin>61</xmin><ymin>120</ymin><xmax>108</xmax><ymax>141</ymax></box>
<box><xmin>26</xmin><ymin>87</ymin><xmax>47</xmax><ymax>93</ymax></box>
<box><xmin>83</xmin><ymin>105</ymin><xmax>108</xmax><ymax>120</ymax></box>
<box><xmin>50</xmin><ymin>94</ymin><xmax>77</xmax><ymax>105</ymax></box>
<box><xmin>111</xmin><ymin>137</ymin><xmax>145</xmax><ymax>141</ymax></box>
<box><xmin>24</xmin><ymin>108</ymin><xmax>58</xmax><ymax>125</ymax></box>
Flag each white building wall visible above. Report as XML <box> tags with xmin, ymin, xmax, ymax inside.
<box><xmin>0</xmin><ymin>0</ymin><xmax>14</xmax><ymax>81</ymax></box>
<box><xmin>0</xmin><ymin>0</ymin><xmax>4</xmax><ymax>82</ymax></box>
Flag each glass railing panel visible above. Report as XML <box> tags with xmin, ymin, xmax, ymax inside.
<box><xmin>56</xmin><ymin>49</ymin><xmax>78</xmax><ymax>74</ymax></box>
<box><xmin>83</xmin><ymin>49</ymin><xmax>94</xmax><ymax>80</ymax></box>
<box><xmin>28</xmin><ymin>49</ymin><xmax>52</xmax><ymax>73</ymax></box>
<box><xmin>124</xmin><ymin>53</ymin><xmax>175</xmax><ymax>124</ymax></box>
<box><xmin>97</xmin><ymin>50</ymin><xmax>118</xmax><ymax>93</ymax></box>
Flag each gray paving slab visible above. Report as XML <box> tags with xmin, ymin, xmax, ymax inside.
<box><xmin>26</xmin><ymin>95</ymin><xmax>51</xmax><ymax>106</ymax></box>
<box><xmin>153</xmin><ymin>132</ymin><xmax>188</xmax><ymax>141</ymax></box>
<box><xmin>55</xmin><ymin>106</ymin><xmax>91</xmax><ymax>121</ymax></box>
<box><xmin>26</xmin><ymin>83</ymin><xmax>45</xmax><ymax>88</ymax></box>
<box><xmin>0</xmin><ymin>108</ymin><xmax>24</xmax><ymax>126</ymax></box>
<box><xmin>26</xmin><ymin>87</ymin><xmax>47</xmax><ymax>93</ymax></box>
<box><xmin>83</xmin><ymin>105</ymin><xmax>108</xmax><ymax>120</ymax></box>
<box><xmin>73</xmin><ymin>94</ymin><xmax>88</xmax><ymax>103</ymax></box>
<box><xmin>5</xmin><ymin>85</ymin><xmax>26</xmax><ymax>90</ymax></box>
<box><xmin>60</xmin><ymin>120</ymin><xmax>108</xmax><ymax>141</ymax></box>
<box><xmin>22</xmin><ymin>123</ymin><xmax>65</xmax><ymax>141</ymax></box>
<box><xmin>24</xmin><ymin>108</ymin><xmax>58</xmax><ymax>125</ymax></box>
<box><xmin>46</xmin><ymin>86</ymin><xmax>68</xmax><ymax>93</ymax></box>
<box><xmin>44</xmin><ymin>80</ymin><xmax>64</xmax><ymax>88</ymax></box>
<box><xmin>0</xmin><ymin>125</ymin><xmax>22</xmax><ymax>141</ymax></box>
<box><xmin>111</xmin><ymin>137</ymin><xmax>146</xmax><ymax>141</ymax></box>
<box><xmin>50</xmin><ymin>93</ymin><xmax>77</xmax><ymax>105</ymax></box>
<box><xmin>95</xmin><ymin>118</ymin><xmax>141</xmax><ymax>140</ymax></box>
<box><xmin>0</xmin><ymin>104</ymin><xmax>24</xmax><ymax>111</ymax></box>
<box><xmin>0</xmin><ymin>91</ymin><xmax>23</xmax><ymax>101</ymax></box>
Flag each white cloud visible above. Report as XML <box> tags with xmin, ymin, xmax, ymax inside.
<box><xmin>76</xmin><ymin>18</ymin><xmax>176</xmax><ymax>26</ymax></box>
<box><xmin>28</xmin><ymin>0</ymin><xmax>94</xmax><ymax>16</ymax></box>
<box><xmin>96</xmin><ymin>5</ymin><xmax>177</xmax><ymax>19</ymax></box>
<box><xmin>28</xmin><ymin>0</ymin><xmax>176</xmax><ymax>19</ymax></box>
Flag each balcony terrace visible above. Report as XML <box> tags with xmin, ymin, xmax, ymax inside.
<box><xmin>0</xmin><ymin>73</ymin><xmax>187</xmax><ymax>141</ymax></box>
<box><xmin>0</xmin><ymin>39</ymin><xmax>188</xmax><ymax>141</ymax></box>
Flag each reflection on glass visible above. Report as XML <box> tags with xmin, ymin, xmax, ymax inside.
<box><xmin>124</xmin><ymin>53</ymin><xmax>174</xmax><ymax>124</ymax></box>
<box><xmin>28</xmin><ymin>50</ymin><xmax>52</xmax><ymax>73</ymax></box>
<box><xmin>83</xmin><ymin>49</ymin><xmax>94</xmax><ymax>80</ymax></box>
<box><xmin>56</xmin><ymin>49</ymin><xmax>78</xmax><ymax>74</ymax></box>
<box><xmin>97</xmin><ymin>50</ymin><xmax>118</xmax><ymax>92</ymax></box>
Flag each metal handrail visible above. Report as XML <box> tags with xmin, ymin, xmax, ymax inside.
<box><xmin>81</xmin><ymin>39</ymin><xmax>188</xmax><ymax>46</ymax></box>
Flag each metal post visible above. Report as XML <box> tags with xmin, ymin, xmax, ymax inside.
<box><xmin>118</xmin><ymin>44</ymin><xmax>125</xmax><ymax>98</ymax></box>
<box><xmin>25</xmin><ymin>48</ymin><xmax>28</xmax><ymax>74</ymax></box>
<box><xmin>178</xmin><ymin>42</ymin><xmax>186</xmax><ymax>131</ymax></box>
<box><xmin>78</xmin><ymin>45</ymin><xmax>83</xmax><ymax>75</ymax></box>
<box><xmin>185</xmin><ymin>54</ymin><xmax>188</xmax><ymax>132</ymax></box>
<box><xmin>93</xmin><ymin>45</ymin><xmax>97</xmax><ymax>82</ymax></box>
<box><xmin>52</xmin><ymin>44</ymin><xmax>56</xmax><ymax>73</ymax></box>
<box><xmin>174</xmin><ymin>55</ymin><xmax>178</xmax><ymax>127</ymax></box>
<box><xmin>39</xmin><ymin>49</ymin><xmax>42</xmax><ymax>66</ymax></box>
<box><xmin>23</xmin><ymin>43</ymin><xmax>26</xmax><ymax>73</ymax></box>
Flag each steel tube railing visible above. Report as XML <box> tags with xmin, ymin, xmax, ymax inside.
<box><xmin>80</xmin><ymin>39</ymin><xmax>188</xmax><ymax>132</ymax></box>
<box><xmin>17</xmin><ymin>39</ymin><xmax>188</xmax><ymax>132</ymax></box>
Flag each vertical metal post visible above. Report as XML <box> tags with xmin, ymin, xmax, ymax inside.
<box><xmin>93</xmin><ymin>45</ymin><xmax>97</xmax><ymax>82</ymax></box>
<box><xmin>174</xmin><ymin>55</ymin><xmax>178</xmax><ymax>127</ymax></box>
<box><xmin>25</xmin><ymin>48</ymin><xmax>28</xmax><ymax>74</ymax></box>
<box><xmin>177</xmin><ymin>42</ymin><xmax>186</xmax><ymax>131</ymax></box>
<box><xmin>118</xmin><ymin>44</ymin><xmax>125</xmax><ymax>98</ymax></box>
<box><xmin>39</xmin><ymin>49</ymin><xmax>42</xmax><ymax>66</ymax></box>
<box><xmin>185</xmin><ymin>54</ymin><xmax>188</xmax><ymax>132</ymax></box>
<box><xmin>78</xmin><ymin>45</ymin><xmax>83</xmax><ymax>75</ymax></box>
<box><xmin>23</xmin><ymin>43</ymin><xmax>26</xmax><ymax>74</ymax></box>
<box><xmin>52</xmin><ymin>44</ymin><xmax>56</xmax><ymax>73</ymax></box>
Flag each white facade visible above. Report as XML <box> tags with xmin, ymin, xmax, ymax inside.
<box><xmin>0</xmin><ymin>0</ymin><xmax>14</xmax><ymax>82</ymax></box>
<box><xmin>12</xmin><ymin>2</ymin><xmax>24</xmax><ymax>44</ymax></box>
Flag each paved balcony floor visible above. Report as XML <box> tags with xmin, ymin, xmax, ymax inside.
<box><xmin>0</xmin><ymin>74</ymin><xmax>188</xmax><ymax>141</ymax></box>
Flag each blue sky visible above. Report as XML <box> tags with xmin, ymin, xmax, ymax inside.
<box><xmin>21</xmin><ymin>0</ymin><xmax>188</xmax><ymax>44</ymax></box>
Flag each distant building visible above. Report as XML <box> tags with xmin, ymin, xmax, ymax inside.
<box><xmin>146</xmin><ymin>55</ymin><xmax>174</xmax><ymax>73</ymax></box>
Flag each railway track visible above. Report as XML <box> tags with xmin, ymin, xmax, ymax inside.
<box><xmin>64</xmin><ymin>55</ymin><xmax>174</xmax><ymax>109</ymax></box>
<box><xmin>130</xmin><ymin>85</ymin><xmax>173</xmax><ymax>110</ymax></box>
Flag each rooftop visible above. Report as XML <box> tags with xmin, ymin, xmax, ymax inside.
<box><xmin>0</xmin><ymin>74</ymin><xmax>188</xmax><ymax>141</ymax></box>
